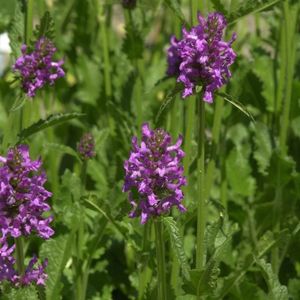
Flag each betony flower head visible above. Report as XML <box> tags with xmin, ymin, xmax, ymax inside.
<box><xmin>77</xmin><ymin>133</ymin><xmax>96</xmax><ymax>161</ymax></box>
<box><xmin>167</xmin><ymin>12</ymin><xmax>236</xmax><ymax>102</ymax></box>
<box><xmin>123</xmin><ymin>123</ymin><xmax>186</xmax><ymax>224</ymax></box>
<box><xmin>0</xmin><ymin>236</ymin><xmax>48</xmax><ymax>286</ymax></box>
<box><xmin>13</xmin><ymin>37</ymin><xmax>65</xmax><ymax>97</ymax></box>
<box><xmin>0</xmin><ymin>144</ymin><xmax>54</xmax><ymax>239</ymax></box>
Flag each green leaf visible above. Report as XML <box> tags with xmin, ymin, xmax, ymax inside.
<box><xmin>227</xmin><ymin>0</ymin><xmax>285</xmax><ymax>24</ymax></box>
<box><xmin>253</xmin><ymin>55</ymin><xmax>275</xmax><ymax>112</ymax></box>
<box><xmin>218</xmin><ymin>229</ymin><xmax>288</xmax><ymax>299</ymax></box>
<box><xmin>253</xmin><ymin>122</ymin><xmax>272</xmax><ymax>175</ymax></box>
<box><xmin>256</xmin><ymin>259</ymin><xmax>288</xmax><ymax>300</ymax></box>
<box><xmin>53</xmin><ymin>170</ymin><xmax>81</xmax><ymax>229</ymax></box>
<box><xmin>217</xmin><ymin>92</ymin><xmax>254</xmax><ymax>121</ymax></box>
<box><xmin>18</xmin><ymin>112</ymin><xmax>85</xmax><ymax>141</ymax></box>
<box><xmin>43</xmin><ymin>142</ymin><xmax>81</xmax><ymax>162</ymax></box>
<box><xmin>40</xmin><ymin>234</ymin><xmax>74</xmax><ymax>300</ymax></box>
<box><xmin>291</xmin><ymin>116</ymin><xmax>300</xmax><ymax>138</ymax></box>
<box><xmin>9</xmin><ymin>94</ymin><xmax>26</xmax><ymax>112</ymax></box>
<box><xmin>163</xmin><ymin>217</ymin><xmax>190</xmax><ymax>280</ymax></box>
<box><xmin>164</xmin><ymin>0</ymin><xmax>188</xmax><ymax>24</ymax></box>
<box><xmin>2</xmin><ymin>285</ymin><xmax>39</xmax><ymax>300</ymax></box>
<box><xmin>122</xmin><ymin>24</ymin><xmax>144</xmax><ymax>60</ymax></box>
<box><xmin>33</xmin><ymin>11</ymin><xmax>55</xmax><ymax>40</ymax></box>
<box><xmin>288</xmin><ymin>278</ymin><xmax>300</xmax><ymax>300</ymax></box>
<box><xmin>210</xmin><ymin>0</ymin><xmax>227</xmax><ymax>14</ymax></box>
<box><xmin>8</xmin><ymin>0</ymin><xmax>24</xmax><ymax>59</ymax></box>
<box><xmin>226</xmin><ymin>146</ymin><xmax>256</xmax><ymax>197</ymax></box>
<box><xmin>155</xmin><ymin>83</ymin><xmax>183</xmax><ymax>124</ymax></box>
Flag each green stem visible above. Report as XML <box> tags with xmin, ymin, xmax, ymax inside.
<box><xmin>154</xmin><ymin>219</ymin><xmax>167</xmax><ymax>300</ymax></box>
<box><xmin>25</xmin><ymin>0</ymin><xmax>34</xmax><ymax>45</ymax></box>
<box><xmin>14</xmin><ymin>0</ymin><xmax>34</xmax><ymax>279</ymax></box>
<box><xmin>278</xmin><ymin>2</ymin><xmax>297</xmax><ymax>156</ymax></box>
<box><xmin>138</xmin><ymin>223</ymin><xmax>152</xmax><ymax>300</ymax></box>
<box><xmin>205</xmin><ymin>97</ymin><xmax>224</xmax><ymax>200</ymax></box>
<box><xmin>125</xmin><ymin>10</ymin><xmax>143</xmax><ymax>135</ymax></box>
<box><xmin>196</xmin><ymin>97</ymin><xmax>206</xmax><ymax>270</ymax></box>
<box><xmin>272</xmin><ymin>1</ymin><xmax>299</xmax><ymax>274</ymax></box>
<box><xmin>99</xmin><ymin>4</ymin><xmax>112</xmax><ymax>99</ymax></box>
<box><xmin>15</xmin><ymin>238</ymin><xmax>25</xmax><ymax>276</ymax></box>
<box><xmin>75</xmin><ymin>161</ymin><xmax>88</xmax><ymax>300</ymax></box>
<box><xmin>183</xmin><ymin>98</ymin><xmax>195</xmax><ymax>187</ymax></box>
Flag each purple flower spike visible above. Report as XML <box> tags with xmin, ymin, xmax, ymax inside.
<box><xmin>123</xmin><ymin>123</ymin><xmax>186</xmax><ymax>224</ymax></box>
<box><xmin>0</xmin><ymin>145</ymin><xmax>54</xmax><ymax>239</ymax></box>
<box><xmin>167</xmin><ymin>12</ymin><xmax>237</xmax><ymax>102</ymax></box>
<box><xmin>0</xmin><ymin>236</ymin><xmax>48</xmax><ymax>286</ymax></box>
<box><xmin>13</xmin><ymin>37</ymin><xmax>65</xmax><ymax>97</ymax></box>
<box><xmin>0</xmin><ymin>237</ymin><xmax>16</xmax><ymax>283</ymax></box>
<box><xmin>77</xmin><ymin>133</ymin><xmax>96</xmax><ymax>161</ymax></box>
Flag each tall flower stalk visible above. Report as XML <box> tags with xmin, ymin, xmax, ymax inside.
<box><xmin>123</xmin><ymin>123</ymin><xmax>186</xmax><ymax>299</ymax></box>
<box><xmin>0</xmin><ymin>145</ymin><xmax>53</xmax><ymax>286</ymax></box>
<box><xmin>74</xmin><ymin>133</ymin><xmax>96</xmax><ymax>300</ymax></box>
<box><xmin>167</xmin><ymin>11</ymin><xmax>236</xmax><ymax>272</ymax></box>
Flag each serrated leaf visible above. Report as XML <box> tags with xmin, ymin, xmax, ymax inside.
<box><xmin>164</xmin><ymin>0</ymin><xmax>188</xmax><ymax>24</ymax></box>
<box><xmin>44</xmin><ymin>142</ymin><xmax>81</xmax><ymax>162</ymax></box>
<box><xmin>2</xmin><ymin>285</ymin><xmax>39</xmax><ymax>300</ymax></box>
<box><xmin>40</xmin><ymin>234</ymin><xmax>74</xmax><ymax>300</ymax></box>
<box><xmin>253</xmin><ymin>122</ymin><xmax>272</xmax><ymax>175</ymax></box>
<box><xmin>226</xmin><ymin>146</ymin><xmax>256</xmax><ymax>196</ymax></box>
<box><xmin>253</xmin><ymin>55</ymin><xmax>275</xmax><ymax>112</ymax></box>
<box><xmin>8</xmin><ymin>0</ymin><xmax>24</xmax><ymax>59</ymax></box>
<box><xmin>217</xmin><ymin>92</ymin><xmax>254</xmax><ymax>121</ymax></box>
<box><xmin>227</xmin><ymin>0</ymin><xmax>285</xmax><ymax>24</ymax></box>
<box><xmin>18</xmin><ymin>112</ymin><xmax>85</xmax><ymax>141</ymax></box>
<box><xmin>122</xmin><ymin>24</ymin><xmax>144</xmax><ymax>60</ymax></box>
<box><xmin>256</xmin><ymin>259</ymin><xmax>288</xmax><ymax>300</ymax></box>
<box><xmin>155</xmin><ymin>83</ymin><xmax>183</xmax><ymax>124</ymax></box>
<box><xmin>53</xmin><ymin>170</ymin><xmax>81</xmax><ymax>228</ymax></box>
<box><xmin>210</xmin><ymin>0</ymin><xmax>227</xmax><ymax>14</ymax></box>
<box><xmin>291</xmin><ymin>116</ymin><xmax>300</xmax><ymax>138</ymax></box>
<box><xmin>9</xmin><ymin>94</ymin><xmax>26</xmax><ymax>112</ymax></box>
<box><xmin>218</xmin><ymin>229</ymin><xmax>289</xmax><ymax>299</ymax></box>
<box><xmin>163</xmin><ymin>217</ymin><xmax>190</xmax><ymax>280</ymax></box>
<box><xmin>33</xmin><ymin>11</ymin><xmax>55</xmax><ymax>40</ymax></box>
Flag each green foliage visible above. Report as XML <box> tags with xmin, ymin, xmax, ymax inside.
<box><xmin>1</xmin><ymin>0</ymin><xmax>300</xmax><ymax>298</ymax></box>
<box><xmin>8</xmin><ymin>0</ymin><xmax>24</xmax><ymax>59</ymax></box>
<box><xmin>253</xmin><ymin>122</ymin><xmax>272</xmax><ymax>175</ymax></box>
<box><xmin>2</xmin><ymin>285</ymin><xmax>39</xmax><ymax>300</ymax></box>
<box><xmin>163</xmin><ymin>217</ymin><xmax>190</xmax><ymax>280</ymax></box>
<box><xmin>164</xmin><ymin>0</ymin><xmax>187</xmax><ymax>24</ymax></box>
<box><xmin>257</xmin><ymin>259</ymin><xmax>289</xmax><ymax>300</ymax></box>
<box><xmin>40</xmin><ymin>235</ymin><xmax>74</xmax><ymax>300</ymax></box>
<box><xmin>18</xmin><ymin>112</ymin><xmax>85</xmax><ymax>141</ymax></box>
<box><xmin>33</xmin><ymin>11</ymin><xmax>55</xmax><ymax>40</ymax></box>
<box><xmin>227</xmin><ymin>0</ymin><xmax>285</xmax><ymax>24</ymax></box>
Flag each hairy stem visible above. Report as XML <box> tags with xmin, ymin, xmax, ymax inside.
<box><xmin>15</xmin><ymin>238</ymin><xmax>25</xmax><ymax>277</ymax></box>
<box><xmin>155</xmin><ymin>218</ymin><xmax>167</xmax><ymax>300</ymax></box>
<box><xmin>196</xmin><ymin>97</ymin><xmax>206</xmax><ymax>270</ymax></box>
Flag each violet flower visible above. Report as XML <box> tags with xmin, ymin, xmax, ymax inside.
<box><xmin>13</xmin><ymin>37</ymin><xmax>65</xmax><ymax>97</ymax></box>
<box><xmin>77</xmin><ymin>133</ymin><xmax>96</xmax><ymax>161</ymax></box>
<box><xmin>123</xmin><ymin>123</ymin><xmax>186</xmax><ymax>224</ymax></box>
<box><xmin>0</xmin><ymin>236</ymin><xmax>48</xmax><ymax>286</ymax></box>
<box><xmin>0</xmin><ymin>144</ymin><xmax>54</xmax><ymax>239</ymax></box>
<box><xmin>167</xmin><ymin>12</ymin><xmax>236</xmax><ymax>102</ymax></box>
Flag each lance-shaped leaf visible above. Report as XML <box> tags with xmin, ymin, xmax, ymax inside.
<box><xmin>163</xmin><ymin>217</ymin><xmax>190</xmax><ymax>280</ymax></box>
<box><xmin>40</xmin><ymin>234</ymin><xmax>74</xmax><ymax>300</ymax></box>
<box><xmin>227</xmin><ymin>0</ymin><xmax>285</xmax><ymax>25</ymax></box>
<box><xmin>18</xmin><ymin>112</ymin><xmax>85</xmax><ymax>141</ymax></box>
